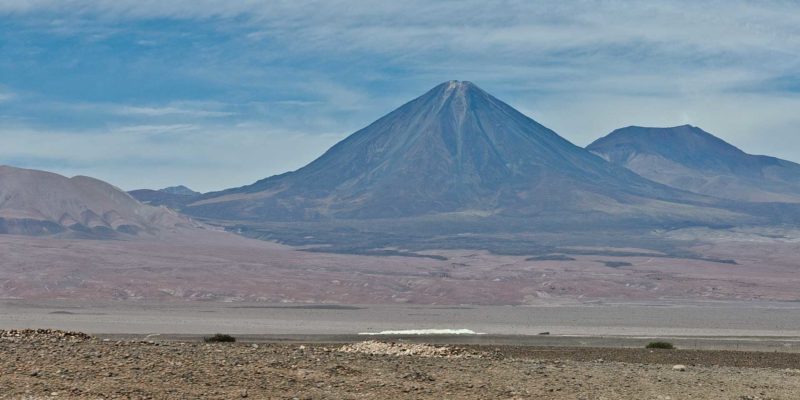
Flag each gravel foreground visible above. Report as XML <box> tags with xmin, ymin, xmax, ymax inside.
<box><xmin>2</xmin><ymin>330</ymin><xmax>800</xmax><ymax>399</ymax></box>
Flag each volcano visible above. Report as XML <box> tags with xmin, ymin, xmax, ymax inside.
<box><xmin>186</xmin><ymin>81</ymin><xmax>740</xmax><ymax>224</ymax></box>
<box><xmin>588</xmin><ymin>125</ymin><xmax>800</xmax><ymax>203</ymax></box>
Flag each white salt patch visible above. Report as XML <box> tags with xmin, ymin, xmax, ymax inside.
<box><xmin>358</xmin><ymin>328</ymin><xmax>481</xmax><ymax>335</ymax></box>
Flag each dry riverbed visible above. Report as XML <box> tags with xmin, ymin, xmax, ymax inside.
<box><xmin>2</xmin><ymin>330</ymin><xmax>800</xmax><ymax>399</ymax></box>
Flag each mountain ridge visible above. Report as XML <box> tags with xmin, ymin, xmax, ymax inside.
<box><xmin>129</xmin><ymin>185</ymin><xmax>201</xmax><ymax>210</ymax></box>
<box><xmin>588</xmin><ymin>125</ymin><xmax>800</xmax><ymax>203</ymax></box>
<box><xmin>160</xmin><ymin>185</ymin><xmax>200</xmax><ymax>196</ymax></box>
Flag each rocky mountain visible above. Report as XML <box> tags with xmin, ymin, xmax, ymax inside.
<box><xmin>160</xmin><ymin>185</ymin><xmax>200</xmax><ymax>196</ymax></box>
<box><xmin>0</xmin><ymin>166</ymin><xmax>194</xmax><ymax>237</ymax></box>
<box><xmin>186</xmin><ymin>81</ymin><xmax>743</xmax><ymax>226</ymax></box>
<box><xmin>587</xmin><ymin>125</ymin><xmax>800</xmax><ymax>203</ymax></box>
<box><xmin>129</xmin><ymin>185</ymin><xmax>201</xmax><ymax>210</ymax></box>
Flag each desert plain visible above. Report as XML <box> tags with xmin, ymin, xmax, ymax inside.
<box><xmin>1</xmin><ymin>226</ymin><xmax>799</xmax><ymax>305</ymax></box>
<box><xmin>2</xmin><ymin>227</ymin><xmax>800</xmax><ymax>399</ymax></box>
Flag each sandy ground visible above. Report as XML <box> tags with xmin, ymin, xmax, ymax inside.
<box><xmin>1</xmin><ymin>228</ymin><xmax>799</xmax><ymax>305</ymax></box>
<box><xmin>2</xmin><ymin>330</ymin><xmax>800</xmax><ymax>400</ymax></box>
<box><xmin>3</xmin><ymin>300</ymin><xmax>800</xmax><ymax>338</ymax></box>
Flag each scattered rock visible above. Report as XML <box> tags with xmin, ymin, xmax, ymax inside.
<box><xmin>328</xmin><ymin>364</ymin><xmax>361</xmax><ymax>376</ymax></box>
<box><xmin>673</xmin><ymin>365</ymin><xmax>687</xmax><ymax>372</ymax></box>
<box><xmin>1</xmin><ymin>335</ymin><xmax>798</xmax><ymax>399</ymax></box>
<box><xmin>338</xmin><ymin>341</ymin><xmax>469</xmax><ymax>358</ymax></box>
<box><xmin>0</xmin><ymin>329</ymin><xmax>93</xmax><ymax>342</ymax></box>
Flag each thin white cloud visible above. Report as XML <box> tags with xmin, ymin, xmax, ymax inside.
<box><xmin>113</xmin><ymin>105</ymin><xmax>234</xmax><ymax>118</ymax></box>
<box><xmin>0</xmin><ymin>122</ymin><xmax>346</xmax><ymax>192</ymax></box>
<box><xmin>4</xmin><ymin>1</ymin><xmax>798</xmax><ymax>57</ymax></box>
<box><xmin>2</xmin><ymin>0</ymin><xmax>800</xmax><ymax>189</ymax></box>
<box><xmin>0</xmin><ymin>89</ymin><xmax>15</xmax><ymax>102</ymax></box>
<box><xmin>114</xmin><ymin>124</ymin><xmax>198</xmax><ymax>134</ymax></box>
<box><xmin>32</xmin><ymin>100</ymin><xmax>238</xmax><ymax>119</ymax></box>
<box><xmin>6</xmin><ymin>2</ymin><xmax>798</xmax><ymax>97</ymax></box>
<box><xmin>272</xmin><ymin>100</ymin><xmax>321</xmax><ymax>107</ymax></box>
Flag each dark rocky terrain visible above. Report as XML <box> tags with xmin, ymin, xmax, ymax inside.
<box><xmin>2</xmin><ymin>330</ymin><xmax>799</xmax><ymax>399</ymax></box>
<box><xmin>159</xmin><ymin>185</ymin><xmax>200</xmax><ymax>196</ymax></box>
<box><xmin>128</xmin><ymin>185</ymin><xmax>201</xmax><ymax>211</ymax></box>
<box><xmin>0</xmin><ymin>166</ymin><xmax>195</xmax><ymax>237</ymax></box>
<box><xmin>588</xmin><ymin>125</ymin><xmax>800</xmax><ymax>203</ymax></box>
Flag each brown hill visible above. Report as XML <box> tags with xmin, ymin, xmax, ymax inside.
<box><xmin>0</xmin><ymin>165</ymin><xmax>195</xmax><ymax>237</ymax></box>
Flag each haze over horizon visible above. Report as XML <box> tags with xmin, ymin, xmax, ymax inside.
<box><xmin>2</xmin><ymin>1</ymin><xmax>800</xmax><ymax>192</ymax></box>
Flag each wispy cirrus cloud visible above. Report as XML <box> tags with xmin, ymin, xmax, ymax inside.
<box><xmin>0</xmin><ymin>86</ymin><xmax>16</xmax><ymax>102</ymax></box>
<box><xmin>1</xmin><ymin>1</ymin><xmax>799</xmax><ymax>190</ymax></box>
<box><xmin>113</xmin><ymin>124</ymin><xmax>198</xmax><ymax>134</ymax></box>
<box><xmin>111</xmin><ymin>104</ymin><xmax>234</xmax><ymax>118</ymax></box>
<box><xmin>0</xmin><ymin>123</ymin><xmax>345</xmax><ymax>191</ymax></box>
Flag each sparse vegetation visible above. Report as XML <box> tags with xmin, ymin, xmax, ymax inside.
<box><xmin>646</xmin><ymin>341</ymin><xmax>675</xmax><ymax>350</ymax></box>
<box><xmin>603</xmin><ymin>261</ymin><xmax>634</xmax><ymax>268</ymax></box>
<box><xmin>526</xmin><ymin>254</ymin><xmax>576</xmax><ymax>261</ymax></box>
<box><xmin>204</xmin><ymin>333</ymin><xmax>236</xmax><ymax>343</ymax></box>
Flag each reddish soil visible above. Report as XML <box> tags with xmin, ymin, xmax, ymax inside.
<box><xmin>1</xmin><ymin>228</ymin><xmax>799</xmax><ymax>305</ymax></box>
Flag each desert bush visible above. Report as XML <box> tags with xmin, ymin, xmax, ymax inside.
<box><xmin>646</xmin><ymin>341</ymin><xmax>675</xmax><ymax>349</ymax></box>
<box><xmin>204</xmin><ymin>333</ymin><xmax>236</xmax><ymax>343</ymax></box>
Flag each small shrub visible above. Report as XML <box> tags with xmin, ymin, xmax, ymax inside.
<box><xmin>204</xmin><ymin>333</ymin><xmax>236</xmax><ymax>343</ymax></box>
<box><xmin>603</xmin><ymin>261</ymin><xmax>634</xmax><ymax>268</ymax></box>
<box><xmin>646</xmin><ymin>341</ymin><xmax>675</xmax><ymax>350</ymax></box>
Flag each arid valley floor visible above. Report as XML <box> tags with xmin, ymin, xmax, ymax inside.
<box><xmin>2</xmin><ymin>228</ymin><xmax>800</xmax><ymax>399</ymax></box>
<box><xmin>1</xmin><ymin>226</ymin><xmax>799</xmax><ymax>305</ymax></box>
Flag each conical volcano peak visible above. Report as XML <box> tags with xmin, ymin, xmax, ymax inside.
<box><xmin>438</xmin><ymin>80</ymin><xmax>482</xmax><ymax>97</ymax></box>
<box><xmin>443</xmin><ymin>80</ymin><xmax>475</xmax><ymax>90</ymax></box>
<box><xmin>188</xmin><ymin>78</ymin><xmax>713</xmax><ymax>221</ymax></box>
<box><xmin>423</xmin><ymin>80</ymin><xmax>497</xmax><ymax>120</ymax></box>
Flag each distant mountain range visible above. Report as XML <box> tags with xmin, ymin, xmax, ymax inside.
<box><xmin>185</xmin><ymin>81</ymin><xmax>743</xmax><ymax>226</ymax></box>
<box><xmin>160</xmin><ymin>185</ymin><xmax>200</xmax><ymax>196</ymax></box>
<box><xmin>2</xmin><ymin>81</ymin><xmax>799</xmax><ymax>242</ymax></box>
<box><xmin>129</xmin><ymin>185</ymin><xmax>201</xmax><ymax>210</ymax></box>
<box><xmin>588</xmin><ymin>125</ymin><xmax>800</xmax><ymax>203</ymax></box>
<box><xmin>0</xmin><ymin>166</ymin><xmax>194</xmax><ymax>237</ymax></box>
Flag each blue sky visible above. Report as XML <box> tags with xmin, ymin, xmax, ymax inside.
<box><xmin>1</xmin><ymin>1</ymin><xmax>799</xmax><ymax>192</ymax></box>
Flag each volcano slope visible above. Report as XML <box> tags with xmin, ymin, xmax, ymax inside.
<box><xmin>184</xmin><ymin>81</ymin><xmax>775</xmax><ymax>254</ymax></box>
<box><xmin>189</xmin><ymin>81</ymin><xmax>737</xmax><ymax>223</ymax></box>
